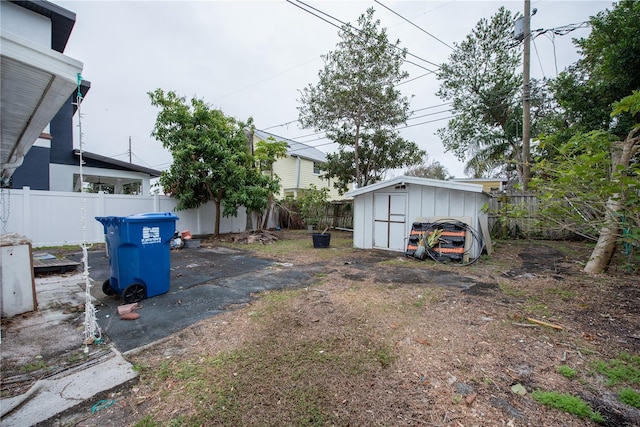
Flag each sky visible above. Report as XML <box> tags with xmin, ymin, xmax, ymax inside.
<box><xmin>57</xmin><ymin>0</ymin><xmax>612</xmax><ymax>179</ymax></box>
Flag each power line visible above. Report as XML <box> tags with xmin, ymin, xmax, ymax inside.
<box><xmin>287</xmin><ymin>0</ymin><xmax>440</xmax><ymax>71</ymax></box>
<box><xmin>263</xmin><ymin>101</ymin><xmax>454</xmax><ymax>133</ymax></box>
<box><xmin>397</xmin><ymin>114</ymin><xmax>456</xmax><ymax>129</ymax></box>
<box><xmin>407</xmin><ymin>108</ymin><xmax>454</xmax><ymax>121</ymax></box>
<box><xmin>374</xmin><ymin>0</ymin><xmax>454</xmax><ymax>50</ymax></box>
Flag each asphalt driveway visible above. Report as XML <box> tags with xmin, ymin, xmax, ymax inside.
<box><xmin>70</xmin><ymin>247</ymin><xmax>322</xmax><ymax>353</ymax></box>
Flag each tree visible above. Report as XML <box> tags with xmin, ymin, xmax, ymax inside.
<box><xmin>550</xmin><ymin>0</ymin><xmax>640</xmax><ymax>138</ymax></box>
<box><xmin>298</xmin><ymin>7</ymin><xmax>417</xmax><ymax>189</ymax></box>
<box><xmin>254</xmin><ymin>136</ymin><xmax>288</xmax><ymax>229</ymax></box>
<box><xmin>533</xmin><ymin>92</ymin><xmax>640</xmax><ymax>273</ymax></box>
<box><xmin>405</xmin><ymin>154</ymin><xmax>451</xmax><ymax>180</ymax></box>
<box><xmin>584</xmin><ymin>92</ymin><xmax>640</xmax><ymax>273</ymax></box>
<box><xmin>323</xmin><ymin>129</ymin><xmax>424</xmax><ymax>194</ymax></box>
<box><xmin>436</xmin><ymin>7</ymin><xmax>553</xmax><ymax>180</ymax></box>
<box><xmin>149</xmin><ymin>89</ymin><xmax>276</xmax><ymax>236</ymax></box>
<box><xmin>534</xmin><ymin>1</ymin><xmax>640</xmax><ymax>273</ymax></box>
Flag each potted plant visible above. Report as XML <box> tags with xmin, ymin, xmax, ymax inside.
<box><xmin>298</xmin><ymin>185</ymin><xmax>331</xmax><ymax>247</ymax></box>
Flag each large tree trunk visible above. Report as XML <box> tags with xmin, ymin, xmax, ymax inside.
<box><xmin>584</xmin><ymin>128</ymin><xmax>640</xmax><ymax>274</ymax></box>
<box><xmin>584</xmin><ymin>198</ymin><xmax>622</xmax><ymax>274</ymax></box>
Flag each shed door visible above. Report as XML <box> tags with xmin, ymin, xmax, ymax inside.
<box><xmin>373</xmin><ymin>193</ymin><xmax>406</xmax><ymax>250</ymax></box>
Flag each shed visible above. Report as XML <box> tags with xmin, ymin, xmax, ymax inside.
<box><xmin>345</xmin><ymin>176</ymin><xmax>491</xmax><ymax>258</ymax></box>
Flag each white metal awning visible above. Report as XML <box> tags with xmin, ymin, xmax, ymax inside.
<box><xmin>1</xmin><ymin>29</ymin><xmax>83</xmax><ymax>185</ymax></box>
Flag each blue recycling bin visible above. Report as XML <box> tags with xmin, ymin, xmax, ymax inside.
<box><xmin>96</xmin><ymin>212</ymin><xmax>178</xmax><ymax>303</ymax></box>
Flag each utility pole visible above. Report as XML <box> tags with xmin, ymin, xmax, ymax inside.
<box><xmin>128</xmin><ymin>136</ymin><xmax>132</xmax><ymax>163</ymax></box>
<box><xmin>522</xmin><ymin>0</ymin><xmax>531</xmax><ymax>191</ymax></box>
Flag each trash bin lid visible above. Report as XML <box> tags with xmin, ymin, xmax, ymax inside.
<box><xmin>124</xmin><ymin>212</ymin><xmax>179</xmax><ymax>222</ymax></box>
<box><xmin>95</xmin><ymin>216</ymin><xmax>123</xmax><ymax>226</ymax></box>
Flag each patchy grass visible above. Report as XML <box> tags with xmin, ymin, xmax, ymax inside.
<box><xmin>226</xmin><ymin>230</ymin><xmax>355</xmax><ymax>262</ymax></box>
<box><xmin>618</xmin><ymin>387</ymin><xmax>640</xmax><ymax>409</ymax></box>
<box><xmin>524</xmin><ymin>298</ymin><xmax>551</xmax><ymax>317</ymax></box>
<box><xmin>531</xmin><ymin>390</ymin><xmax>604</xmax><ymax>423</ymax></box>
<box><xmin>499</xmin><ymin>282</ymin><xmax>525</xmax><ymax>297</ymax></box>
<box><xmin>19</xmin><ymin>358</ymin><xmax>48</xmax><ymax>373</ymax></box>
<box><xmin>557</xmin><ymin>365</ymin><xmax>578</xmax><ymax>380</ymax></box>
<box><xmin>545</xmin><ymin>286</ymin><xmax>576</xmax><ymax>300</ymax></box>
<box><xmin>43</xmin><ymin>235</ymin><xmax>639</xmax><ymax>426</ymax></box>
<box><xmin>591</xmin><ymin>352</ymin><xmax>640</xmax><ymax>387</ymax></box>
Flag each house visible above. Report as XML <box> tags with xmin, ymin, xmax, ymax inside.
<box><xmin>345</xmin><ymin>176</ymin><xmax>491</xmax><ymax>258</ymax></box>
<box><xmin>252</xmin><ymin>129</ymin><xmax>343</xmax><ymax>201</ymax></box>
<box><xmin>1</xmin><ymin>0</ymin><xmax>160</xmax><ymax>195</ymax></box>
<box><xmin>1</xmin><ymin>0</ymin><xmax>82</xmax><ymax>186</ymax></box>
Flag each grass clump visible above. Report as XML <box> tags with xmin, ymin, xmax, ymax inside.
<box><xmin>531</xmin><ymin>390</ymin><xmax>604</xmax><ymax>423</ymax></box>
<box><xmin>133</xmin><ymin>415</ymin><xmax>159</xmax><ymax>427</ymax></box>
<box><xmin>591</xmin><ymin>352</ymin><xmax>640</xmax><ymax>386</ymax></box>
<box><xmin>499</xmin><ymin>282</ymin><xmax>525</xmax><ymax>297</ymax></box>
<box><xmin>618</xmin><ymin>387</ymin><xmax>640</xmax><ymax>409</ymax></box>
<box><xmin>20</xmin><ymin>358</ymin><xmax>48</xmax><ymax>373</ymax></box>
<box><xmin>557</xmin><ymin>365</ymin><xmax>577</xmax><ymax>379</ymax></box>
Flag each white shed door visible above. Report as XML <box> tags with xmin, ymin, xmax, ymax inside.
<box><xmin>373</xmin><ymin>193</ymin><xmax>406</xmax><ymax>250</ymax></box>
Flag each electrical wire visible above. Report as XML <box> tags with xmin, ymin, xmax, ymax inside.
<box><xmin>287</xmin><ymin>0</ymin><xmax>440</xmax><ymax>71</ymax></box>
<box><xmin>374</xmin><ymin>0</ymin><xmax>454</xmax><ymax>50</ymax></box>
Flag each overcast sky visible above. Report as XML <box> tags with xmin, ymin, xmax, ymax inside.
<box><xmin>57</xmin><ymin>0</ymin><xmax>611</xmax><ymax>178</ymax></box>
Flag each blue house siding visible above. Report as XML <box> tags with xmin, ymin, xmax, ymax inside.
<box><xmin>11</xmin><ymin>146</ymin><xmax>50</xmax><ymax>190</ymax></box>
<box><xmin>49</xmin><ymin>93</ymin><xmax>76</xmax><ymax>166</ymax></box>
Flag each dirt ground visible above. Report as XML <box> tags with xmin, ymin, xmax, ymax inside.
<box><xmin>29</xmin><ymin>231</ymin><xmax>640</xmax><ymax>426</ymax></box>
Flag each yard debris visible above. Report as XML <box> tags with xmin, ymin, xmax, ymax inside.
<box><xmin>525</xmin><ymin>317</ymin><xmax>563</xmax><ymax>330</ymax></box>
<box><xmin>511</xmin><ymin>383</ymin><xmax>527</xmax><ymax>396</ymax></box>
<box><xmin>231</xmin><ymin>230</ymin><xmax>279</xmax><ymax>244</ymax></box>
<box><xmin>465</xmin><ymin>392</ymin><xmax>477</xmax><ymax>406</ymax></box>
<box><xmin>120</xmin><ymin>312</ymin><xmax>140</xmax><ymax>321</ymax></box>
<box><xmin>117</xmin><ymin>303</ymin><xmax>139</xmax><ymax>316</ymax></box>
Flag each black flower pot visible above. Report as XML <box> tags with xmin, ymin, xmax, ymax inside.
<box><xmin>312</xmin><ymin>233</ymin><xmax>331</xmax><ymax>248</ymax></box>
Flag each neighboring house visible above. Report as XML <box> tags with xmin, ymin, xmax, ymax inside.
<box><xmin>1</xmin><ymin>1</ymin><xmax>160</xmax><ymax>195</ymax></box>
<box><xmin>451</xmin><ymin>178</ymin><xmax>508</xmax><ymax>194</ymax></box>
<box><xmin>252</xmin><ymin>129</ymin><xmax>344</xmax><ymax>201</ymax></box>
<box><xmin>345</xmin><ymin>175</ymin><xmax>490</xmax><ymax>255</ymax></box>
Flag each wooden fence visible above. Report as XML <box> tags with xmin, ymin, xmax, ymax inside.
<box><xmin>486</xmin><ymin>192</ymin><xmax>576</xmax><ymax>239</ymax></box>
<box><xmin>276</xmin><ymin>200</ymin><xmax>354</xmax><ymax>231</ymax></box>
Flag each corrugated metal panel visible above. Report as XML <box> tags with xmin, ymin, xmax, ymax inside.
<box><xmin>1</xmin><ymin>29</ymin><xmax>82</xmax><ymax>182</ymax></box>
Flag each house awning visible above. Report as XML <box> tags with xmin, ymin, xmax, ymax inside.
<box><xmin>1</xmin><ymin>29</ymin><xmax>83</xmax><ymax>185</ymax></box>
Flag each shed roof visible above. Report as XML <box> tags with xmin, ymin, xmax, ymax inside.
<box><xmin>345</xmin><ymin>175</ymin><xmax>486</xmax><ymax>198</ymax></box>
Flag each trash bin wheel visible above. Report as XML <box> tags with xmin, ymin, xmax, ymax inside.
<box><xmin>123</xmin><ymin>283</ymin><xmax>146</xmax><ymax>304</ymax></box>
<box><xmin>102</xmin><ymin>279</ymin><xmax>116</xmax><ymax>296</ymax></box>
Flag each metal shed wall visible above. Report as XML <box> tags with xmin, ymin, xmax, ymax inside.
<box><xmin>351</xmin><ymin>179</ymin><xmax>489</xmax><ymax>254</ymax></box>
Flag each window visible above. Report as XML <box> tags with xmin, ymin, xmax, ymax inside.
<box><xmin>313</xmin><ymin>162</ymin><xmax>321</xmax><ymax>175</ymax></box>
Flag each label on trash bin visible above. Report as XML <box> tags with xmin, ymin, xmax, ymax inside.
<box><xmin>141</xmin><ymin>226</ymin><xmax>161</xmax><ymax>245</ymax></box>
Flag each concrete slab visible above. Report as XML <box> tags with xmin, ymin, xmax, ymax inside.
<box><xmin>1</xmin><ymin>349</ymin><xmax>137</xmax><ymax>426</ymax></box>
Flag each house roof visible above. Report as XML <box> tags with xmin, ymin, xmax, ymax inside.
<box><xmin>11</xmin><ymin>0</ymin><xmax>76</xmax><ymax>53</ymax></box>
<box><xmin>345</xmin><ymin>175</ymin><xmax>486</xmax><ymax>198</ymax></box>
<box><xmin>73</xmin><ymin>149</ymin><xmax>163</xmax><ymax>178</ymax></box>
<box><xmin>253</xmin><ymin>129</ymin><xmax>327</xmax><ymax>163</ymax></box>
<box><xmin>1</xmin><ymin>1</ymin><xmax>82</xmax><ymax>185</ymax></box>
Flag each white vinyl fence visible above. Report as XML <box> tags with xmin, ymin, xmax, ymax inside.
<box><xmin>0</xmin><ymin>187</ymin><xmax>270</xmax><ymax>247</ymax></box>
